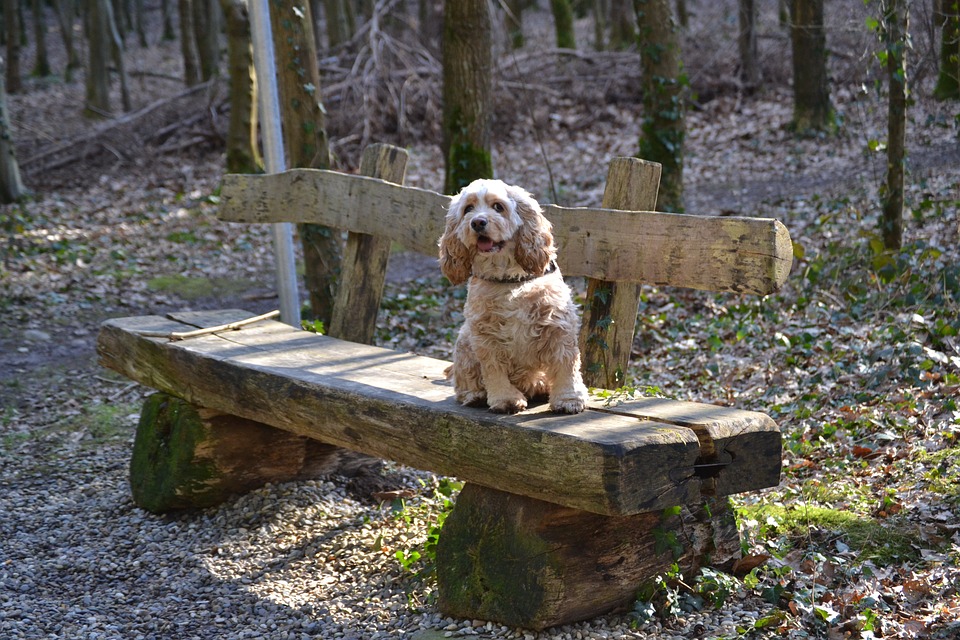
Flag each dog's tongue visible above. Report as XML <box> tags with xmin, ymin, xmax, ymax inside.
<box><xmin>477</xmin><ymin>236</ymin><xmax>495</xmax><ymax>252</ymax></box>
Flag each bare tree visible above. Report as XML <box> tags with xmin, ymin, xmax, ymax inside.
<box><xmin>179</xmin><ymin>0</ymin><xmax>201</xmax><ymax>85</ymax></box>
<box><xmin>442</xmin><ymin>0</ymin><xmax>493</xmax><ymax>194</ymax></box>
<box><xmin>54</xmin><ymin>0</ymin><xmax>82</xmax><ymax>79</ymax></box>
<box><xmin>880</xmin><ymin>0</ymin><xmax>910</xmax><ymax>250</ymax></box>
<box><xmin>551</xmin><ymin>0</ymin><xmax>576</xmax><ymax>48</ymax></box>
<box><xmin>0</xmin><ymin>71</ymin><xmax>24</xmax><ymax>203</ymax></box>
<box><xmin>31</xmin><ymin>0</ymin><xmax>51</xmax><ymax>77</ymax></box>
<box><xmin>221</xmin><ymin>0</ymin><xmax>259</xmax><ymax>173</ymax></box>
<box><xmin>5</xmin><ymin>0</ymin><xmax>21</xmax><ymax>93</ymax></box>
<box><xmin>635</xmin><ymin>0</ymin><xmax>684</xmax><ymax>211</ymax></box>
<box><xmin>193</xmin><ymin>0</ymin><xmax>221</xmax><ymax>79</ymax></box>
<box><xmin>269</xmin><ymin>0</ymin><xmax>339</xmax><ymax>324</ymax></box>
<box><xmin>86</xmin><ymin>0</ymin><xmax>112</xmax><ymax>115</ymax></box>
<box><xmin>790</xmin><ymin>0</ymin><xmax>834</xmax><ymax>132</ymax></box>
<box><xmin>738</xmin><ymin>0</ymin><xmax>760</xmax><ymax>89</ymax></box>
<box><xmin>934</xmin><ymin>0</ymin><xmax>960</xmax><ymax>99</ymax></box>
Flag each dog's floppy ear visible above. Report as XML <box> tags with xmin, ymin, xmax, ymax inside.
<box><xmin>510</xmin><ymin>186</ymin><xmax>555</xmax><ymax>275</ymax></box>
<box><xmin>438</xmin><ymin>194</ymin><xmax>473</xmax><ymax>285</ymax></box>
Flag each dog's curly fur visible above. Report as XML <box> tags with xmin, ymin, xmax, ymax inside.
<box><xmin>439</xmin><ymin>179</ymin><xmax>588</xmax><ymax>415</ymax></box>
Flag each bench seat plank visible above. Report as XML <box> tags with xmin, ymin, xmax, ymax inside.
<box><xmin>97</xmin><ymin>310</ymin><xmax>780</xmax><ymax>517</ymax></box>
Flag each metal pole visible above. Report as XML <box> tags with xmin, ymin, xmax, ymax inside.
<box><xmin>248</xmin><ymin>0</ymin><xmax>301</xmax><ymax>328</ymax></box>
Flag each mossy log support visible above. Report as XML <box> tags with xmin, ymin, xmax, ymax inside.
<box><xmin>437</xmin><ymin>484</ymin><xmax>739</xmax><ymax>630</ymax></box>
<box><xmin>130</xmin><ymin>392</ymin><xmax>378</xmax><ymax>513</ymax></box>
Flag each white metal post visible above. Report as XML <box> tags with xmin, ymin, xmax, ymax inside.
<box><xmin>248</xmin><ymin>0</ymin><xmax>301</xmax><ymax>328</ymax></box>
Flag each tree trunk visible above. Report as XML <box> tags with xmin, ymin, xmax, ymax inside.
<box><xmin>676</xmin><ymin>0</ymin><xmax>688</xmax><ymax>29</ymax></box>
<box><xmin>550</xmin><ymin>0</ymin><xmax>576</xmax><ymax>48</ymax></box>
<box><xmin>738</xmin><ymin>0</ymin><xmax>760</xmax><ymax>89</ymax></box>
<box><xmin>179</xmin><ymin>0</ymin><xmax>201</xmax><ymax>85</ymax></box>
<box><xmin>0</xmin><ymin>71</ymin><xmax>24</xmax><ymax>203</ymax></box>
<box><xmin>442</xmin><ymin>0</ymin><xmax>493</xmax><ymax>194</ymax></box>
<box><xmin>31</xmin><ymin>0</ymin><xmax>51</xmax><ymax>77</ymax></box>
<box><xmin>106</xmin><ymin>0</ymin><xmax>132</xmax><ymax>111</ymax></box>
<box><xmin>133</xmin><ymin>0</ymin><xmax>146</xmax><ymax>46</ymax></box>
<box><xmin>221</xmin><ymin>0</ymin><xmax>259</xmax><ymax>174</ymax></box>
<box><xmin>5</xmin><ymin>0</ymin><xmax>21</xmax><ymax>93</ymax></box>
<box><xmin>881</xmin><ymin>0</ymin><xmax>909</xmax><ymax>250</ymax></box>
<box><xmin>506</xmin><ymin>0</ymin><xmax>524</xmax><ymax>49</ymax></box>
<box><xmin>934</xmin><ymin>0</ymin><xmax>960</xmax><ymax>100</ymax></box>
<box><xmin>193</xmin><ymin>0</ymin><xmax>221</xmax><ymax>80</ymax></box>
<box><xmin>609</xmin><ymin>0</ymin><xmax>634</xmax><ymax>49</ymax></box>
<box><xmin>634</xmin><ymin>0</ymin><xmax>684</xmax><ymax>211</ymax></box>
<box><xmin>85</xmin><ymin>0</ymin><xmax>112</xmax><ymax>116</ymax></box>
<box><xmin>54</xmin><ymin>0</ymin><xmax>82</xmax><ymax>80</ymax></box>
<box><xmin>593</xmin><ymin>0</ymin><xmax>607</xmax><ymax>50</ymax></box>
<box><xmin>790</xmin><ymin>0</ymin><xmax>833</xmax><ymax>132</ymax></box>
<box><xmin>269</xmin><ymin>0</ymin><xmax>338</xmax><ymax>326</ymax></box>
<box><xmin>161</xmin><ymin>0</ymin><xmax>176</xmax><ymax>40</ymax></box>
<box><xmin>323</xmin><ymin>0</ymin><xmax>350</xmax><ymax>47</ymax></box>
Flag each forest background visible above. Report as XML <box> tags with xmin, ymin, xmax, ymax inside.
<box><xmin>0</xmin><ymin>0</ymin><xmax>959</xmax><ymax>639</ymax></box>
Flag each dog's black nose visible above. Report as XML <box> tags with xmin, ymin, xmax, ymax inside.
<box><xmin>471</xmin><ymin>217</ymin><xmax>487</xmax><ymax>232</ymax></box>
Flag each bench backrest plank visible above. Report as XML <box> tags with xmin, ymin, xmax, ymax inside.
<box><xmin>218</xmin><ymin>167</ymin><xmax>792</xmax><ymax>295</ymax></box>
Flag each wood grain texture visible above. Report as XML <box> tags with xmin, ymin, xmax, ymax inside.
<box><xmin>130</xmin><ymin>392</ymin><xmax>378</xmax><ymax>512</ymax></box>
<box><xmin>437</xmin><ymin>483</ymin><xmax>740</xmax><ymax>630</ymax></box>
<box><xmin>328</xmin><ymin>144</ymin><xmax>408</xmax><ymax>343</ymax></box>
<box><xmin>97</xmin><ymin>311</ymin><xmax>780</xmax><ymax>516</ymax></box>
<box><xmin>580</xmin><ymin>157</ymin><xmax>660</xmax><ymax>388</ymax></box>
<box><xmin>218</xmin><ymin>167</ymin><xmax>793</xmax><ymax>295</ymax></box>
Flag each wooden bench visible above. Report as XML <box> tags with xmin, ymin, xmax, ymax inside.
<box><xmin>96</xmin><ymin>144</ymin><xmax>793</xmax><ymax>630</ymax></box>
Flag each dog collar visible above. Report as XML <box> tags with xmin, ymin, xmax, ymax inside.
<box><xmin>472</xmin><ymin>260</ymin><xmax>558</xmax><ymax>284</ymax></box>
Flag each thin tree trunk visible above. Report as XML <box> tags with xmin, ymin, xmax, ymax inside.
<box><xmin>193</xmin><ymin>0</ymin><xmax>221</xmax><ymax>80</ymax></box>
<box><xmin>790</xmin><ymin>0</ymin><xmax>833</xmax><ymax>132</ymax></box>
<box><xmin>161</xmin><ymin>0</ymin><xmax>176</xmax><ymax>40</ymax></box>
<box><xmin>32</xmin><ymin>0</ymin><xmax>51</xmax><ymax>76</ymax></box>
<box><xmin>506</xmin><ymin>0</ymin><xmax>524</xmax><ymax>49</ymax></box>
<box><xmin>881</xmin><ymin>0</ymin><xmax>909</xmax><ymax>250</ymax></box>
<box><xmin>179</xmin><ymin>0</ymin><xmax>201</xmax><ymax>85</ymax></box>
<box><xmin>5</xmin><ymin>0</ymin><xmax>21</xmax><ymax>93</ymax></box>
<box><xmin>133</xmin><ymin>0</ymin><xmax>147</xmax><ymax>46</ymax></box>
<box><xmin>634</xmin><ymin>0</ymin><xmax>684</xmax><ymax>211</ymax></box>
<box><xmin>323</xmin><ymin>0</ymin><xmax>349</xmax><ymax>47</ymax></box>
<box><xmin>934</xmin><ymin>0</ymin><xmax>960</xmax><ymax>99</ymax></box>
<box><xmin>269</xmin><ymin>0</ymin><xmax>338</xmax><ymax>325</ymax></box>
<box><xmin>738</xmin><ymin>0</ymin><xmax>760</xmax><ymax>89</ymax></box>
<box><xmin>85</xmin><ymin>0</ymin><xmax>112</xmax><ymax>116</ymax></box>
<box><xmin>106</xmin><ymin>0</ymin><xmax>132</xmax><ymax>111</ymax></box>
<box><xmin>676</xmin><ymin>0</ymin><xmax>687</xmax><ymax>29</ymax></box>
<box><xmin>54</xmin><ymin>0</ymin><xmax>82</xmax><ymax>78</ymax></box>
<box><xmin>609</xmin><ymin>0</ymin><xmax>634</xmax><ymax>49</ymax></box>
<box><xmin>220</xmin><ymin>0</ymin><xmax>259</xmax><ymax>173</ymax></box>
<box><xmin>593</xmin><ymin>0</ymin><xmax>607</xmax><ymax>50</ymax></box>
<box><xmin>442</xmin><ymin>0</ymin><xmax>493</xmax><ymax>194</ymax></box>
<box><xmin>551</xmin><ymin>0</ymin><xmax>576</xmax><ymax>48</ymax></box>
<box><xmin>0</xmin><ymin>71</ymin><xmax>24</xmax><ymax>203</ymax></box>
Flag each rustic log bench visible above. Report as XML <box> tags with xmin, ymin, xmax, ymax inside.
<box><xmin>97</xmin><ymin>144</ymin><xmax>793</xmax><ymax>630</ymax></box>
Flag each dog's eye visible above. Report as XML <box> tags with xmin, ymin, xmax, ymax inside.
<box><xmin>463</xmin><ymin>204</ymin><xmax>474</xmax><ymax>215</ymax></box>
<box><xmin>492</xmin><ymin>202</ymin><xmax>505</xmax><ymax>213</ymax></box>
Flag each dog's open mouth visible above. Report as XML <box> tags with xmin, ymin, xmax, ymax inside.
<box><xmin>476</xmin><ymin>235</ymin><xmax>506</xmax><ymax>253</ymax></box>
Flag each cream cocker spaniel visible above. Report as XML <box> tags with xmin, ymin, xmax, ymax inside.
<box><xmin>439</xmin><ymin>179</ymin><xmax>589</xmax><ymax>415</ymax></box>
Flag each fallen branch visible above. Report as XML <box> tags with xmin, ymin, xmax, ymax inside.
<box><xmin>135</xmin><ymin>310</ymin><xmax>281</xmax><ymax>341</ymax></box>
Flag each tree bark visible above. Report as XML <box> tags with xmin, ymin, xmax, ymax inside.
<box><xmin>442</xmin><ymin>0</ymin><xmax>493</xmax><ymax>195</ymax></box>
<box><xmin>161</xmin><ymin>0</ymin><xmax>176</xmax><ymax>40</ymax></box>
<box><xmin>790</xmin><ymin>0</ymin><xmax>833</xmax><ymax>132</ymax></box>
<box><xmin>0</xmin><ymin>70</ymin><xmax>24</xmax><ymax>203</ymax></box>
<box><xmin>193</xmin><ymin>0</ymin><xmax>221</xmax><ymax>80</ymax></box>
<box><xmin>31</xmin><ymin>0</ymin><xmax>51</xmax><ymax>77</ymax></box>
<box><xmin>881</xmin><ymin>0</ymin><xmax>909</xmax><ymax>250</ymax></box>
<box><xmin>634</xmin><ymin>0</ymin><xmax>684</xmax><ymax>211</ymax></box>
<box><xmin>5</xmin><ymin>0</ymin><xmax>21</xmax><ymax>93</ymax></box>
<box><xmin>609</xmin><ymin>0</ymin><xmax>634</xmax><ymax>49</ymax></box>
<box><xmin>323</xmin><ymin>0</ymin><xmax>350</xmax><ymax>48</ymax></box>
<box><xmin>179</xmin><ymin>0</ymin><xmax>201</xmax><ymax>85</ymax></box>
<box><xmin>934</xmin><ymin>0</ymin><xmax>960</xmax><ymax>100</ymax></box>
<box><xmin>54</xmin><ymin>0</ymin><xmax>82</xmax><ymax>80</ymax></box>
<box><xmin>738</xmin><ymin>0</ymin><xmax>760</xmax><ymax>89</ymax></box>
<box><xmin>506</xmin><ymin>0</ymin><xmax>524</xmax><ymax>49</ymax></box>
<box><xmin>550</xmin><ymin>0</ymin><xmax>576</xmax><ymax>48</ymax></box>
<box><xmin>105</xmin><ymin>0</ymin><xmax>132</xmax><ymax>111</ymax></box>
<box><xmin>85</xmin><ymin>0</ymin><xmax>112</xmax><ymax>116</ymax></box>
<box><xmin>268</xmin><ymin>0</ymin><xmax>338</xmax><ymax>326</ymax></box>
<box><xmin>221</xmin><ymin>0</ymin><xmax>259</xmax><ymax>174</ymax></box>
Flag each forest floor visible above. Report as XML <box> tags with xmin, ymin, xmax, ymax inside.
<box><xmin>2</xmin><ymin>2</ymin><xmax>960</xmax><ymax>639</ymax></box>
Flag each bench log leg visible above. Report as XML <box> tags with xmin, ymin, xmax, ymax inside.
<box><xmin>130</xmin><ymin>392</ymin><xmax>380</xmax><ymax>513</ymax></box>
<box><xmin>436</xmin><ymin>483</ymin><xmax>740</xmax><ymax>631</ymax></box>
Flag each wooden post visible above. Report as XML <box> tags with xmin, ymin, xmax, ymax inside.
<box><xmin>327</xmin><ymin>144</ymin><xmax>409</xmax><ymax>343</ymax></box>
<box><xmin>579</xmin><ymin>157</ymin><xmax>661</xmax><ymax>389</ymax></box>
<box><xmin>129</xmin><ymin>392</ymin><xmax>378</xmax><ymax>512</ymax></box>
<box><xmin>436</xmin><ymin>483</ymin><xmax>740</xmax><ymax>630</ymax></box>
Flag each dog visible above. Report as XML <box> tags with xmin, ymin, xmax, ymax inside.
<box><xmin>438</xmin><ymin>179</ymin><xmax>589</xmax><ymax>415</ymax></box>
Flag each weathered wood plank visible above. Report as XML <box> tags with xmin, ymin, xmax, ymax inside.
<box><xmin>96</xmin><ymin>312</ymin><xmax>782</xmax><ymax>516</ymax></box>
<box><xmin>328</xmin><ymin>144</ymin><xmax>408</xmax><ymax>343</ymax></box>
<box><xmin>218</xmin><ymin>168</ymin><xmax>793</xmax><ymax>295</ymax></box>
<box><xmin>580</xmin><ymin>157</ymin><xmax>661</xmax><ymax>389</ymax></box>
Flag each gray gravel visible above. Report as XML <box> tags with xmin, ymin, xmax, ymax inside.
<box><xmin>1</xmin><ymin>378</ymin><xmax>781</xmax><ymax>640</ymax></box>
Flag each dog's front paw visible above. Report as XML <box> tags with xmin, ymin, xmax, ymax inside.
<box><xmin>550</xmin><ymin>389</ymin><xmax>588</xmax><ymax>414</ymax></box>
<box><xmin>488</xmin><ymin>396</ymin><xmax>527</xmax><ymax>414</ymax></box>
